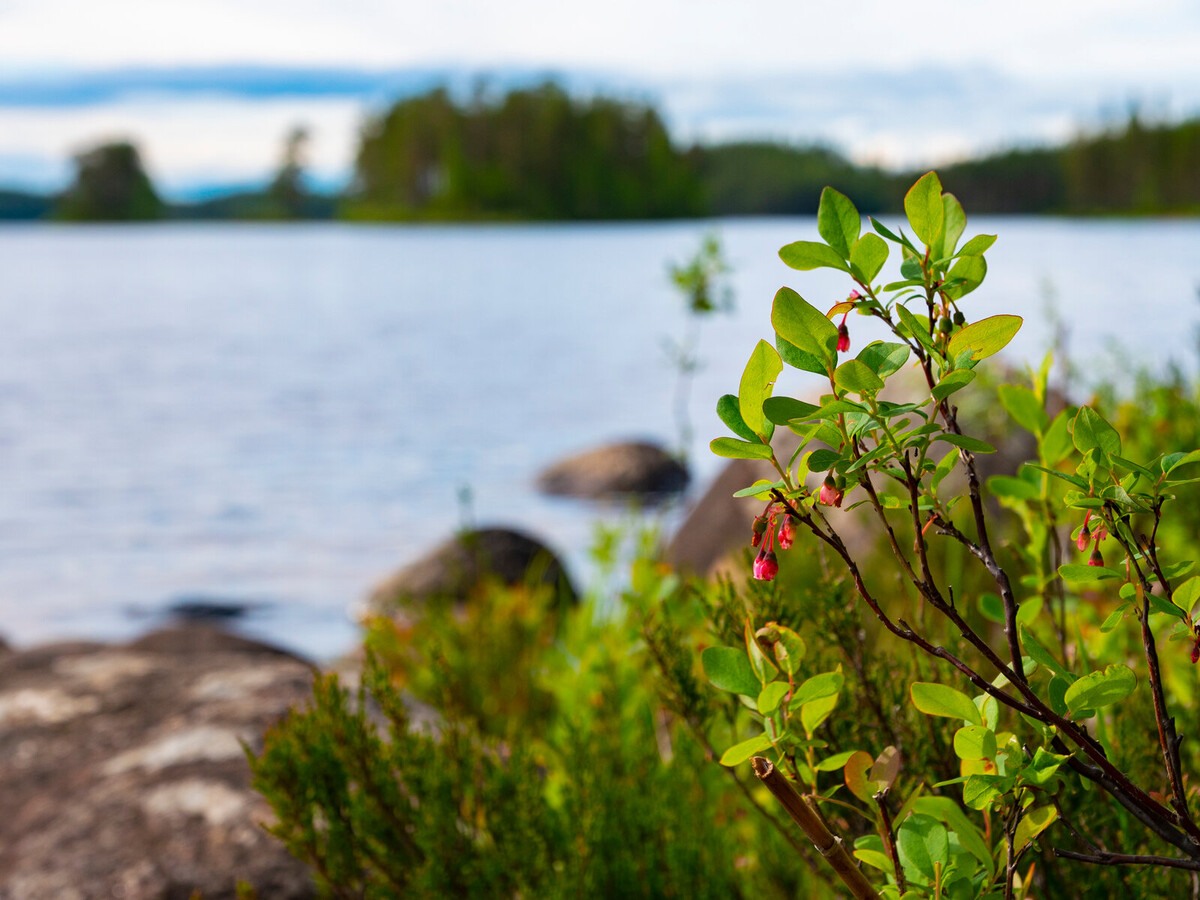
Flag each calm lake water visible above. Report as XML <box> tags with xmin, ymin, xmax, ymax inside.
<box><xmin>0</xmin><ymin>217</ymin><xmax>1197</xmax><ymax>659</ymax></box>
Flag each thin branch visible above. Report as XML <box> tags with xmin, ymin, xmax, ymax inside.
<box><xmin>874</xmin><ymin>791</ymin><xmax>906</xmax><ymax>893</ymax></box>
<box><xmin>752</xmin><ymin>757</ymin><xmax>881</xmax><ymax>900</ymax></box>
<box><xmin>1053</xmin><ymin>849</ymin><xmax>1200</xmax><ymax>872</ymax></box>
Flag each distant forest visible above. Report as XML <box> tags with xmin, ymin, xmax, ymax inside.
<box><xmin>5</xmin><ymin>83</ymin><xmax>1200</xmax><ymax>221</ymax></box>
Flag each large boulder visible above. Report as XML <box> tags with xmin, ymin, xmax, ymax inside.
<box><xmin>537</xmin><ymin>440</ymin><xmax>688</xmax><ymax>501</ymax></box>
<box><xmin>0</xmin><ymin>625</ymin><xmax>316</xmax><ymax>900</ymax></box>
<box><xmin>367</xmin><ymin>527</ymin><xmax>576</xmax><ymax>616</ymax></box>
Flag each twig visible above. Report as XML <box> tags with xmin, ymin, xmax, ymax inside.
<box><xmin>1053</xmin><ymin>849</ymin><xmax>1200</xmax><ymax>872</ymax></box>
<box><xmin>874</xmin><ymin>791</ymin><xmax>906</xmax><ymax>893</ymax></box>
<box><xmin>752</xmin><ymin>757</ymin><xmax>881</xmax><ymax>900</ymax></box>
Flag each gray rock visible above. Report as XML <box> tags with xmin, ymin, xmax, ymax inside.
<box><xmin>0</xmin><ymin>625</ymin><xmax>316</xmax><ymax>900</ymax></box>
<box><xmin>537</xmin><ymin>440</ymin><xmax>688</xmax><ymax>501</ymax></box>
<box><xmin>368</xmin><ymin>527</ymin><xmax>576</xmax><ymax>616</ymax></box>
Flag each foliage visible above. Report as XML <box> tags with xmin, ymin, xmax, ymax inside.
<box><xmin>249</xmin><ymin>576</ymin><xmax>818</xmax><ymax>898</ymax></box>
<box><xmin>699</xmin><ymin>172</ymin><xmax>1200</xmax><ymax>897</ymax></box>
<box><xmin>347</xmin><ymin>84</ymin><xmax>703</xmax><ymax>221</ymax></box>
<box><xmin>54</xmin><ymin>141</ymin><xmax>163</xmax><ymax>221</ymax></box>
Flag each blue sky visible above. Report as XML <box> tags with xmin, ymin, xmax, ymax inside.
<box><xmin>1</xmin><ymin>0</ymin><xmax>1198</xmax><ymax>198</ymax></box>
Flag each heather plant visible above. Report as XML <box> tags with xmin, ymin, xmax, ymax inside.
<box><xmin>697</xmin><ymin>171</ymin><xmax>1200</xmax><ymax>897</ymax></box>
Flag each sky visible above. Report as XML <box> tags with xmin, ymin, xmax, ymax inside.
<box><xmin>1</xmin><ymin>0</ymin><xmax>1198</xmax><ymax>198</ymax></box>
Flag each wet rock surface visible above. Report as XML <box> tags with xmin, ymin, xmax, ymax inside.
<box><xmin>367</xmin><ymin>526</ymin><xmax>576</xmax><ymax>616</ymax></box>
<box><xmin>537</xmin><ymin>440</ymin><xmax>688</xmax><ymax>501</ymax></box>
<box><xmin>0</xmin><ymin>625</ymin><xmax>317</xmax><ymax>900</ymax></box>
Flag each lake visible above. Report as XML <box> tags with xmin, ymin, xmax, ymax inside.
<box><xmin>0</xmin><ymin>217</ymin><xmax>1197</xmax><ymax>659</ymax></box>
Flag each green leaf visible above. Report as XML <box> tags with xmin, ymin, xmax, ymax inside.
<box><xmin>775</xmin><ymin>334</ymin><xmax>827</xmax><ymax>376</ymax></box>
<box><xmin>979</xmin><ymin>593</ymin><xmax>1005</xmax><ymax>623</ymax></box>
<box><xmin>856</xmin><ymin>341</ymin><xmax>910</xmax><ymax>378</ymax></box>
<box><xmin>870</xmin><ymin>216</ymin><xmax>917</xmax><ymax>252</ymax></box>
<box><xmin>940</xmin><ymin>193</ymin><xmax>967</xmax><ymax>258</ymax></box>
<box><xmin>779</xmin><ymin>240</ymin><xmax>850</xmax><ymax>273</ymax></box>
<box><xmin>1073</xmin><ymin>407</ymin><xmax>1121</xmax><ymax>458</ymax></box>
<box><xmin>801</xmin><ymin>693</ymin><xmax>839</xmax><ymax>734</ymax></box>
<box><xmin>762</xmin><ymin>396</ymin><xmax>820</xmax><ymax>426</ymax></box>
<box><xmin>815</xmin><ymin>749</ymin><xmax>859</xmax><ymax>772</ymax></box>
<box><xmin>912</xmin><ymin>796</ymin><xmax>993</xmax><ymax>877</ymax></box>
<box><xmin>900</xmin><ymin>256</ymin><xmax>924</xmax><ymax>280</ymax></box>
<box><xmin>1013</xmin><ymin>806</ymin><xmax>1057</xmax><ymax>853</ymax></box>
<box><xmin>746</xmin><ymin>623</ymin><xmax>778</xmax><ymax>683</ymax></box>
<box><xmin>1147</xmin><ymin>592</ymin><xmax>1186</xmax><ymax>620</ymax></box>
<box><xmin>717</xmin><ymin>393</ymin><xmax>758</xmax><ymax>442</ymax></box>
<box><xmin>806</xmin><ymin>449</ymin><xmax>840</xmax><ymax>472</ymax></box>
<box><xmin>943</xmin><ymin>254</ymin><xmax>987</xmax><ymax>299</ymax></box>
<box><xmin>962</xmin><ymin>775</ymin><xmax>1005</xmax><ymax>810</ymax></box>
<box><xmin>1174</xmin><ymin>576</ymin><xmax>1200</xmax><ymax>613</ymax></box>
<box><xmin>772</xmin><ymin>625</ymin><xmax>807</xmax><ymax>675</ymax></box>
<box><xmin>910</xmin><ymin>682</ymin><xmax>983</xmax><ymax>725</ymax></box>
<box><xmin>1100</xmin><ymin>603</ymin><xmax>1130</xmax><ymax>632</ymax></box>
<box><xmin>720</xmin><ymin>733</ymin><xmax>772</xmax><ymax>766</ymax></box>
<box><xmin>854</xmin><ymin>849</ymin><xmax>895</xmax><ymax>873</ymax></box>
<box><xmin>756</xmin><ymin>681</ymin><xmax>790</xmax><ymax>715</ymax></box>
<box><xmin>895</xmin><ymin>305</ymin><xmax>936</xmax><ymax>352</ymax></box>
<box><xmin>772</xmin><ymin>287</ymin><xmax>838</xmax><ymax>365</ymax></box>
<box><xmin>817</xmin><ymin>187</ymin><xmax>861</xmax><ymax>259</ymax></box>
<box><xmin>1020</xmin><ymin>626</ymin><xmax>1071</xmax><ymax>680</ymax></box>
<box><xmin>897</xmin><ymin>813</ymin><xmax>949</xmax><ymax>881</ymax></box>
<box><xmin>1058</xmin><ymin>562</ymin><xmax>1123</xmax><ymax>582</ymax></box>
<box><xmin>789</xmin><ymin>671</ymin><xmax>844</xmax><ymax>709</ymax></box>
<box><xmin>710</xmin><ymin>437</ymin><xmax>773</xmax><ymax>460</ymax></box>
<box><xmin>946</xmin><ymin>314</ymin><xmax>1022</xmax><ymax>362</ymax></box>
<box><xmin>850</xmin><ymin>233</ymin><xmax>888</xmax><ymax>282</ymax></box>
<box><xmin>1064</xmin><ymin>664</ymin><xmax>1136</xmax><ymax>714</ymax></box>
<box><xmin>953</xmin><ymin>725</ymin><xmax>997</xmax><ymax>761</ymax></box>
<box><xmin>1041</xmin><ymin>410</ymin><xmax>1073</xmax><ymax>464</ymax></box>
<box><xmin>701</xmin><ymin>646</ymin><xmax>761</xmax><ymax>695</ymax></box>
<box><xmin>934</xmin><ymin>433</ymin><xmax>996</xmax><ymax>454</ymax></box>
<box><xmin>904</xmin><ymin>172</ymin><xmax>944</xmax><ymax>248</ymax></box>
<box><xmin>732</xmin><ymin>479</ymin><xmax>784</xmax><ymax>499</ymax></box>
<box><xmin>835</xmin><ymin>359</ymin><xmax>885</xmax><ymax>396</ymax></box>
<box><xmin>956</xmin><ymin>233</ymin><xmax>997</xmax><ymax>257</ymax></box>
<box><xmin>932</xmin><ymin>369</ymin><xmax>976</xmax><ymax>400</ymax></box>
<box><xmin>739</xmin><ymin>339</ymin><xmax>782</xmax><ymax>439</ymax></box>
<box><xmin>998</xmin><ymin>384</ymin><xmax>1049</xmax><ymax>434</ymax></box>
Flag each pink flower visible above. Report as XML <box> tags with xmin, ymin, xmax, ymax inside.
<box><xmin>836</xmin><ymin>312</ymin><xmax>851</xmax><ymax>353</ymax></box>
<box><xmin>818</xmin><ymin>474</ymin><xmax>844</xmax><ymax>508</ymax></box>
<box><xmin>753</xmin><ymin>550</ymin><xmax>779</xmax><ymax>581</ymax></box>
<box><xmin>751</xmin><ymin>514</ymin><xmax>768</xmax><ymax>547</ymax></box>
<box><xmin>1191</xmin><ymin>639</ymin><xmax>1199</xmax><ymax>665</ymax></box>
<box><xmin>1076</xmin><ymin>512</ymin><xmax>1091</xmax><ymax>552</ymax></box>
<box><xmin>1088</xmin><ymin>546</ymin><xmax>1104</xmax><ymax>567</ymax></box>
<box><xmin>778</xmin><ymin>515</ymin><xmax>796</xmax><ymax>550</ymax></box>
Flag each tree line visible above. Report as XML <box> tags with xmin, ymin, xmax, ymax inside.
<box><xmin>7</xmin><ymin>85</ymin><xmax>1199</xmax><ymax>221</ymax></box>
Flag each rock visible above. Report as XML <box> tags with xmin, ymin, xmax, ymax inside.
<box><xmin>367</xmin><ymin>527</ymin><xmax>576</xmax><ymax>616</ymax></box>
<box><xmin>536</xmin><ymin>440</ymin><xmax>688</xmax><ymax>501</ymax></box>
<box><xmin>0</xmin><ymin>624</ymin><xmax>317</xmax><ymax>900</ymax></box>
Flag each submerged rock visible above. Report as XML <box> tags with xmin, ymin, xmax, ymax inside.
<box><xmin>537</xmin><ymin>440</ymin><xmax>688</xmax><ymax>501</ymax></box>
<box><xmin>367</xmin><ymin>526</ymin><xmax>577</xmax><ymax>617</ymax></box>
<box><xmin>0</xmin><ymin>624</ymin><xmax>316</xmax><ymax>900</ymax></box>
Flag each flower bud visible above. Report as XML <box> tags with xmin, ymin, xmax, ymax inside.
<box><xmin>751</xmin><ymin>514</ymin><xmax>768</xmax><ymax>547</ymax></box>
<box><xmin>778</xmin><ymin>515</ymin><xmax>796</xmax><ymax>550</ymax></box>
<box><xmin>837</xmin><ymin>323</ymin><xmax>850</xmax><ymax>353</ymax></box>
<box><xmin>938</xmin><ymin>315</ymin><xmax>953</xmax><ymax>334</ymax></box>
<box><xmin>1192</xmin><ymin>639</ymin><xmax>1200</xmax><ymax>665</ymax></box>
<box><xmin>1076</xmin><ymin>524</ymin><xmax>1091</xmax><ymax>552</ymax></box>
<box><xmin>1088</xmin><ymin>546</ymin><xmax>1104</xmax><ymax>567</ymax></box>
<box><xmin>753</xmin><ymin>550</ymin><xmax>779</xmax><ymax>581</ymax></box>
<box><xmin>953</xmin><ymin>310</ymin><xmax>966</xmax><ymax>326</ymax></box>
<box><xmin>818</xmin><ymin>474</ymin><xmax>844</xmax><ymax>508</ymax></box>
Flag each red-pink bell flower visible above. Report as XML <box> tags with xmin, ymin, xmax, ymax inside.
<box><xmin>753</xmin><ymin>550</ymin><xmax>779</xmax><ymax>581</ymax></box>
<box><xmin>818</xmin><ymin>474</ymin><xmax>844</xmax><ymax>508</ymax></box>
<box><xmin>1076</xmin><ymin>512</ymin><xmax>1092</xmax><ymax>552</ymax></box>
<box><xmin>1191</xmin><ymin>638</ymin><xmax>1199</xmax><ymax>665</ymax></box>
<box><xmin>1088</xmin><ymin>546</ymin><xmax>1104</xmax><ymax>567</ymax></box>
<box><xmin>836</xmin><ymin>311</ymin><xmax>851</xmax><ymax>353</ymax></box>
<box><xmin>778</xmin><ymin>515</ymin><xmax>796</xmax><ymax>550</ymax></box>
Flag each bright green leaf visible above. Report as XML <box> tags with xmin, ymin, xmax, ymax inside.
<box><xmin>801</xmin><ymin>692</ymin><xmax>839</xmax><ymax>734</ymax></box>
<box><xmin>763</xmin><ymin>396</ymin><xmax>820</xmax><ymax>425</ymax></box>
<box><xmin>897</xmin><ymin>813</ymin><xmax>949</xmax><ymax>881</ymax></box>
<box><xmin>910</xmin><ymin>682</ymin><xmax>983</xmax><ymax>725</ymax></box>
<box><xmin>772</xmin><ymin>625</ymin><xmax>807</xmax><ymax>676</ymax></box>
<box><xmin>1013</xmin><ymin>806</ymin><xmax>1057</xmax><ymax>853</ymax></box>
<box><xmin>904</xmin><ymin>172</ymin><xmax>944</xmax><ymax>248</ymax></box>
<box><xmin>720</xmin><ymin>733</ymin><xmax>773</xmax><ymax>767</ymax></box>
<box><xmin>940</xmin><ymin>193</ymin><xmax>967</xmax><ymax>258</ymax></box>
<box><xmin>789</xmin><ymin>670</ymin><xmax>844</xmax><ymax>709</ymax></box>
<box><xmin>857</xmin><ymin>341</ymin><xmax>910</xmax><ymax>378</ymax></box>
<box><xmin>850</xmin><ymin>233</ymin><xmax>888</xmax><ymax>282</ymax></box>
<box><xmin>934</xmin><ymin>433</ymin><xmax>996</xmax><ymax>454</ymax></box>
<box><xmin>946</xmin><ymin>314</ymin><xmax>1022</xmax><ymax>362</ymax></box>
<box><xmin>710</xmin><ymin>437</ymin><xmax>773</xmax><ymax>460</ymax></box>
<box><xmin>998</xmin><ymin>384</ymin><xmax>1049</xmax><ymax>434</ymax></box>
<box><xmin>1058</xmin><ymin>562</ymin><xmax>1123</xmax><ymax>582</ymax></box>
<box><xmin>738</xmin><ymin>339</ymin><xmax>782</xmax><ymax>439</ymax></box>
<box><xmin>944</xmin><ymin>254</ymin><xmax>988</xmax><ymax>299</ymax></box>
<box><xmin>772</xmin><ymin>287</ymin><xmax>838</xmax><ymax>364</ymax></box>
<box><xmin>932</xmin><ymin>369</ymin><xmax>976</xmax><ymax>400</ymax></box>
<box><xmin>817</xmin><ymin>187</ymin><xmax>861</xmax><ymax>258</ymax></box>
<box><xmin>779</xmin><ymin>240</ymin><xmax>850</xmax><ymax>273</ymax></box>
<box><xmin>701</xmin><ymin>646</ymin><xmax>761</xmax><ymax>695</ymax></box>
<box><xmin>1064</xmin><ymin>664</ymin><xmax>1136</xmax><ymax>714</ymax></box>
<box><xmin>756</xmin><ymin>681</ymin><xmax>790</xmax><ymax>715</ymax></box>
<box><xmin>835</xmin><ymin>359</ymin><xmax>885</xmax><ymax>396</ymax></box>
<box><xmin>953</xmin><ymin>725</ymin><xmax>997</xmax><ymax>761</ymax></box>
<box><xmin>815</xmin><ymin>749</ymin><xmax>859</xmax><ymax>772</ymax></box>
<box><xmin>1073</xmin><ymin>406</ymin><xmax>1121</xmax><ymax>458</ymax></box>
